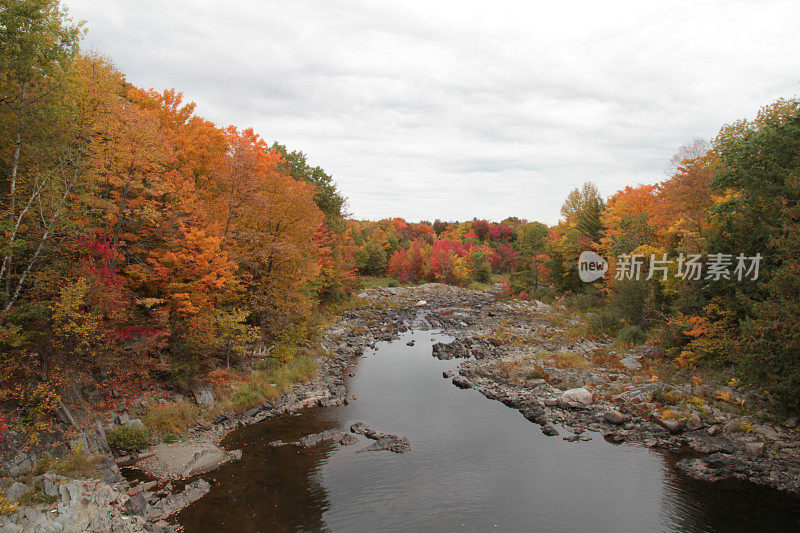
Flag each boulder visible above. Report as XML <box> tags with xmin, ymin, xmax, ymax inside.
<box><xmin>660</xmin><ymin>418</ymin><xmax>683</xmax><ymax>434</ymax></box>
<box><xmin>125</xmin><ymin>493</ymin><xmax>148</xmax><ymax>516</ymax></box>
<box><xmin>560</xmin><ymin>388</ymin><xmax>593</xmax><ymax>408</ymax></box>
<box><xmin>7</xmin><ymin>452</ymin><xmax>36</xmax><ymax>477</ymax></box>
<box><xmin>6</xmin><ymin>482</ymin><xmax>27</xmax><ymax>503</ymax></box>
<box><xmin>356</xmin><ymin>435</ymin><xmax>411</xmax><ymax>454</ymax></box>
<box><xmin>541</xmin><ymin>424</ymin><xmax>559</xmax><ymax>436</ymax></box>
<box><xmin>619</xmin><ymin>356</ymin><xmax>642</xmax><ymax>370</ymax></box>
<box><xmin>603</xmin><ymin>410</ymin><xmax>627</xmax><ymax>425</ymax></box>
<box><xmin>684</xmin><ymin>414</ymin><xmax>704</xmax><ymax>431</ymax></box>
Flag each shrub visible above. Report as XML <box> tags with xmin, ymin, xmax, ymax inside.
<box><xmin>608</xmin><ymin>279</ymin><xmax>649</xmax><ymax>325</ymax></box>
<box><xmin>617</xmin><ymin>325</ymin><xmax>647</xmax><ymax>346</ymax></box>
<box><xmin>107</xmin><ymin>425</ymin><xmax>151</xmax><ymax>451</ymax></box>
<box><xmin>55</xmin><ymin>447</ymin><xmax>101</xmax><ymax>478</ymax></box>
<box><xmin>144</xmin><ymin>401</ymin><xmax>198</xmax><ymax>436</ymax></box>
<box><xmin>588</xmin><ymin>309</ymin><xmax>622</xmax><ymax>336</ymax></box>
<box><xmin>161</xmin><ymin>432</ymin><xmax>180</xmax><ymax>444</ymax></box>
<box><xmin>568</xmin><ymin>287</ymin><xmax>603</xmax><ymax>312</ymax></box>
<box><xmin>649</xmin><ymin>388</ymin><xmax>673</xmax><ymax>406</ymax></box>
<box><xmin>0</xmin><ymin>490</ymin><xmax>18</xmax><ymax>516</ymax></box>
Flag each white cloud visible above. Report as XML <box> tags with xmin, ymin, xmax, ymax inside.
<box><xmin>67</xmin><ymin>0</ymin><xmax>800</xmax><ymax>223</ymax></box>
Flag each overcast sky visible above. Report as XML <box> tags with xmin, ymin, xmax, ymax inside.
<box><xmin>66</xmin><ymin>0</ymin><xmax>800</xmax><ymax>224</ymax></box>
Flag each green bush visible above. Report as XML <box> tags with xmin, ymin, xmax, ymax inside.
<box><xmin>568</xmin><ymin>287</ymin><xmax>603</xmax><ymax>312</ymax></box>
<box><xmin>608</xmin><ymin>279</ymin><xmax>649</xmax><ymax>325</ymax></box>
<box><xmin>161</xmin><ymin>432</ymin><xmax>180</xmax><ymax>444</ymax></box>
<box><xmin>107</xmin><ymin>425</ymin><xmax>151</xmax><ymax>451</ymax></box>
<box><xmin>588</xmin><ymin>308</ymin><xmax>622</xmax><ymax>336</ymax></box>
<box><xmin>617</xmin><ymin>325</ymin><xmax>647</xmax><ymax>346</ymax></box>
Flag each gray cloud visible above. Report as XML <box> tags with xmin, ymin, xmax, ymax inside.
<box><xmin>67</xmin><ymin>0</ymin><xmax>800</xmax><ymax>223</ymax></box>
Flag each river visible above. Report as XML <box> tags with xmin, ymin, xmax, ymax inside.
<box><xmin>175</xmin><ymin>328</ymin><xmax>800</xmax><ymax>532</ymax></box>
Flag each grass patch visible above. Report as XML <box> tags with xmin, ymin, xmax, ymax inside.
<box><xmin>55</xmin><ymin>447</ymin><xmax>101</xmax><ymax>478</ymax></box>
<box><xmin>18</xmin><ymin>486</ymin><xmax>58</xmax><ymax>506</ymax></box>
<box><xmin>144</xmin><ymin>401</ymin><xmax>198</xmax><ymax>436</ymax></box>
<box><xmin>161</xmin><ymin>431</ymin><xmax>180</xmax><ymax>444</ymax></box>
<box><xmin>525</xmin><ymin>367</ymin><xmax>547</xmax><ymax>380</ymax></box>
<box><xmin>107</xmin><ymin>425</ymin><xmax>151</xmax><ymax>451</ymax></box>
<box><xmin>359</xmin><ymin>276</ymin><xmax>396</xmax><ymax>289</ymax></box>
<box><xmin>215</xmin><ymin>355</ymin><xmax>319</xmax><ymax>414</ymax></box>
<box><xmin>550</xmin><ymin>351</ymin><xmax>593</xmax><ymax>370</ymax></box>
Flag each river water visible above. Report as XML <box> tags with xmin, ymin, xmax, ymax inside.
<box><xmin>176</xmin><ymin>329</ymin><xmax>800</xmax><ymax>532</ymax></box>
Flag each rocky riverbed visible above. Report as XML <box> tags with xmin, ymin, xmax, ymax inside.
<box><xmin>375</xmin><ymin>283</ymin><xmax>800</xmax><ymax>494</ymax></box>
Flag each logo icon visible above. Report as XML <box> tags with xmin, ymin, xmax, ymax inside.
<box><xmin>578</xmin><ymin>251</ymin><xmax>607</xmax><ymax>282</ymax></box>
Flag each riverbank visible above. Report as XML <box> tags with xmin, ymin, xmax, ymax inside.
<box><xmin>0</xmin><ymin>285</ymin><xmax>418</xmax><ymax>531</ymax></box>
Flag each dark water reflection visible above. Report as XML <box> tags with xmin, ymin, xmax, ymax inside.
<box><xmin>177</xmin><ymin>329</ymin><xmax>800</xmax><ymax>532</ymax></box>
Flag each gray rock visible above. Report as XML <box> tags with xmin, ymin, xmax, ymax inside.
<box><xmin>356</xmin><ymin>435</ymin><xmax>411</xmax><ymax>453</ymax></box>
<box><xmin>295</xmin><ymin>429</ymin><xmax>346</xmax><ymax>448</ymax></box>
<box><xmin>193</xmin><ymin>385</ymin><xmax>215</xmax><ymax>407</ymax></box>
<box><xmin>124</xmin><ymin>418</ymin><xmax>144</xmax><ymax>429</ymax></box>
<box><xmin>560</xmin><ymin>388</ymin><xmax>593</xmax><ymax>408</ymax></box>
<box><xmin>452</xmin><ymin>376</ymin><xmax>472</xmax><ymax>389</ymax></box>
<box><xmin>603</xmin><ymin>410</ymin><xmax>627</xmax><ymax>425</ymax></box>
<box><xmin>7</xmin><ymin>452</ymin><xmax>35</xmax><ymax>477</ymax></box>
<box><xmin>684</xmin><ymin>414</ymin><xmax>704</xmax><ymax>431</ymax></box>
<box><xmin>660</xmin><ymin>418</ymin><xmax>683</xmax><ymax>434</ymax></box>
<box><xmin>146</xmin><ymin>479</ymin><xmax>210</xmax><ymax>522</ymax></box>
<box><xmin>6</xmin><ymin>482</ymin><xmax>27</xmax><ymax>503</ymax></box>
<box><xmin>541</xmin><ymin>424</ymin><xmax>559</xmax><ymax>436</ymax></box>
<box><xmin>125</xmin><ymin>494</ymin><xmax>148</xmax><ymax>516</ymax></box>
<box><xmin>243</xmin><ymin>406</ymin><xmax>261</xmax><ymax>418</ymax></box>
<box><xmin>706</xmin><ymin>452</ymin><xmax>734</xmax><ymax>469</ymax></box>
<box><xmin>619</xmin><ymin>356</ymin><xmax>642</xmax><ymax>370</ymax></box>
<box><xmin>350</xmin><ymin>422</ymin><xmax>411</xmax><ymax>453</ymax></box>
<box><xmin>339</xmin><ymin>433</ymin><xmax>359</xmax><ymax>446</ymax></box>
<box><xmin>783</xmin><ymin>417</ymin><xmax>798</xmax><ymax>429</ymax></box>
<box><xmin>744</xmin><ymin>441</ymin><xmax>766</xmax><ymax>457</ymax></box>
